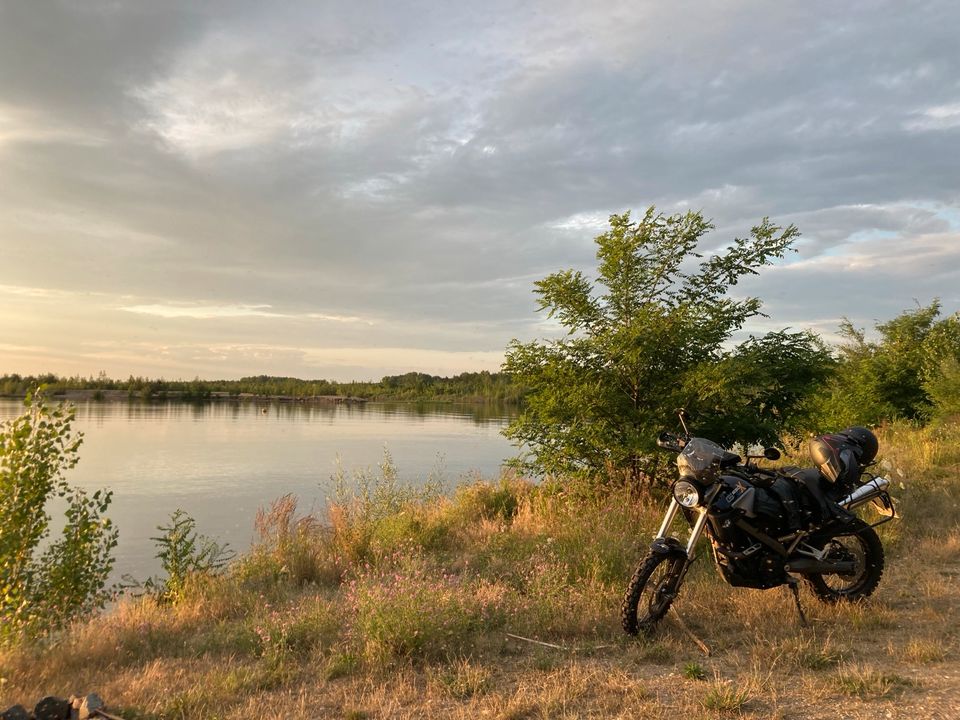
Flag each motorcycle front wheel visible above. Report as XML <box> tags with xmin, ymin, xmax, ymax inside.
<box><xmin>620</xmin><ymin>551</ymin><xmax>686</xmax><ymax>636</ymax></box>
<box><xmin>806</xmin><ymin>523</ymin><xmax>884</xmax><ymax>603</ymax></box>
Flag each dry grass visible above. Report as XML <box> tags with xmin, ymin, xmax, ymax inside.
<box><xmin>2</xmin><ymin>425</ymin><xmax>960</xmax><ymax>718</ymax></box>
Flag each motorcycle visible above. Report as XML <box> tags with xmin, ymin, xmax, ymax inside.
<box><xmin>620</xmin><ymin>412</ymin><xmax>896</xmax><ymax>636</ymax></box>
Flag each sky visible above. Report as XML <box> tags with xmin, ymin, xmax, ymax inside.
<box><xmin>1</xmin><ymin>0</ymin><xmax>958</xmax><ymax>381</ymax></box>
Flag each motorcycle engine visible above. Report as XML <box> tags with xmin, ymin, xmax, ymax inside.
<box><xmin>706</xmin><ymin>476</ymin><xmax>794</xmax><ymax>589</ymax></box>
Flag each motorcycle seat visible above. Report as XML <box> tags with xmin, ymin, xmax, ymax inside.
<box><xmin>779</xmin><ymin>466</ymin><xmax>820</xmax><ymax>485</ymax></box>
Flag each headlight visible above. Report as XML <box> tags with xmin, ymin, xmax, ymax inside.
<box><xmin>672</xmin><ymin>479</ymin><xmax>702</xmax><ymax>508</ymax></box>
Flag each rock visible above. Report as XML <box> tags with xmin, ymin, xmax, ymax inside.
<box><xmin>34</xmin><ymin>696</ymin><xmax>71</xmax><ymax>720</ymax></box>
<box><xmin>78</xmin><ymin>694</ymin><xmax>105</xmax><ymax>720</ymax></box>
<box><xmin>1</xmin><ymin>705</ymin><xmax>30</xmax><ymax>720</ymax></box>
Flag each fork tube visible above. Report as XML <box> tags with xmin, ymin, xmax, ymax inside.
<box><xmin>685</xmin><ymin>508</ymin><xmax>710</xmax><ymax>556</ymax></box>
<box><xmin>655</xmin><ymin>498</ymin><xmax>680</xmax><ymax>539</ymax></box>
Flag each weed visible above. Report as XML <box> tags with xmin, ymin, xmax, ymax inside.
<box><xmin>429</xmin><ymin>656</ymin><xmax>493</xmax><ymax>699</ymax></box>
<box><xmin>834</xmin><ymin>664</ymin><xmax>917</xmax><ymax>699</ymax></box>
<box><xmin>900</xmin><ymin>637</ymin><xmax>946</xmax><ymax>663</ymax></box>
<box><xmin>779</xmin><ymin>635</ymin><xmax>843</xmax><ymax>670</ymax></box>
<box><xmin>700</xmin><ymin>677</ymin><xmax>749</xmax><ymax>713</ymax></box>
<box><xmin>683</xmin><ymin>661</ymin><xmax>706</xmax><ymax>680</ymax></box>
<box><xmin>252</xmin><ymin>494</ymin><xmax>340</xmax><ymax>587</ymax></box>
<box><xmin>145</xmin><ymin>510</ymin><xmax>234</xmax><ymax>604</ymax></box>
<box><xmin>254</xmin><ymin>597</ymin><xmax>340</xmax><ymax>662</ymax></box>
<box><xmin>324</xmin><ymin>651</ymin><xmax>360</xmax><ymax>681</ymax></box>
<box><xmin>345</xmin><ymin>552</ymin><xmax>505</xmax><ymax>663</ymax></box>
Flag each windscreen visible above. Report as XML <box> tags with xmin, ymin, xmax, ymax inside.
<box><xmin>676</xmin><ymin>437</ymin><xmax>729</xmax><ymax>481</ymax></box>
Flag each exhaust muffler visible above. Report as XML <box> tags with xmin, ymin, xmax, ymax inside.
<box><xmin>838</xmin><ymin>477</ymin><xmax>890</xmax><ymax>510</ymax></box>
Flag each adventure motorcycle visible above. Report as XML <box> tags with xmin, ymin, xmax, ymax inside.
<box><xmin>621</xmin><ymin>412</ymin><xmax>896</xmax><ymax>635</ymax></box>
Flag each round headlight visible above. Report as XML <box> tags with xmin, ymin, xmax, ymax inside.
<box><xmin>672</xmin><ymin>479</ymin><xmax>702</xmax><ymax>508</ymax></box>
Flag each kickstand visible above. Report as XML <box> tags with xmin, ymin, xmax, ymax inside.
<box><xmin>786</xmin><ymin>576</ymin><xmax>808</xmax><ymax>627</ymax></box>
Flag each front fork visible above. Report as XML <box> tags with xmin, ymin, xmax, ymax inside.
<box><xmin>655</xmin><ymin>486</ymin><xmax>718</xmax><ymax>558</ymax></box>
<box><xmin>647</xmin><ymin>495</ymin><xmax>713</xmax><ymax>604</ymax></box>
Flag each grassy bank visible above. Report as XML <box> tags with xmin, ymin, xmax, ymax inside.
<box><xmin>2</xmin><ymin>423</ymin><xmax>960</xmax><ymax>719</ymax></box>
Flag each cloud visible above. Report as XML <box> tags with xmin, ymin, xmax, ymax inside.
<box><xmin>1</xmin><ymin>1</ymin><xmax>960</xmax><ymax>379</ymax></box>
<box><xmin>120</xmin><ymin>303</ymin><xmax>284</xmax><ymax>319</ymax></box>
<box><xmin>904</xmin><ymin>102</ymin><xmax>960</xmax><ymax>132</ymax></box>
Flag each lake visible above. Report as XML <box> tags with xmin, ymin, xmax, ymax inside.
<box><xmin>0</xmin><ymin>398</ymin><xmax>517</xmax><ymax>583</ymax></box>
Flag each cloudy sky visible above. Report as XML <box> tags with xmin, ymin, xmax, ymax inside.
<box><xmin>1</xmin><ymin>1</ymin><xmax>958</xmax><ymax>381</ymax></box>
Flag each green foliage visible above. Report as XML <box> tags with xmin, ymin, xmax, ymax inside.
<box><xmin>926</xmin><ymin>356</ymin><xmax>960</xmax><ymax>420</ymax></box>
<box><xmin>0</xmin><ymin>392</ymin><xmax>117</xmax><ymax>644</ymax></box>
<box><xmin>147</xmin><ymin>509</ymin><xmax>234</xmax><ymax>603</ymax></box>
<box><xmin>683</xmin><ymin>330</ymin><xmax>834</xmax><ymax>444</ymax></box>
<box><xmin>504</xmin><ymin>207</ymin><xmax>827</xmax><ymax>485</ymax></box>
<box><xmin>0</xmin><ymin>370</ymin><xmax>524</xmax><ymax>403</ymax></box>
<box><xmin>814</xmin><ymin>302</ymin><xmax>960</xmax><ymax>427</ymax></box>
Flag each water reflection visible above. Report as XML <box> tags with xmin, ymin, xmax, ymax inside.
<box><xmin>0</xmin><ymin>398</ymin><xmax>517</xmax><ymax>582</ymax></box>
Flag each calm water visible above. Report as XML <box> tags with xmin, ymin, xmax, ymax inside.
<box><xmin>0</xmin><ymin>399</ymin><xmax>516</xmax><ymax>582</ymax></box>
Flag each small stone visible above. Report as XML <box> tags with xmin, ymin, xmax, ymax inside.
<box><xmin>1</xmin><ymin>705</ymin><xmax>30</xmax><ymax>720</ymax></box>
<box><xmin>34</xmin><ymin>696</ymin><xmax>70</xmax><ymax>720</ymax></box>
<box><xmin>78</xmin><ymin>694</ymin><xmax>105</xmax><ymax>720</ymax></box>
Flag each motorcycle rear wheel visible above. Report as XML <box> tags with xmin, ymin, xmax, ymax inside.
<box><xmin>620</xmin><ymin>551</ymin><xmax>685</xmax><ymax>636</ymax></box>
<box><xmin>806</xmin><ymin>523</ymin><xmax>884</xmax><ymax>603</ymax></box>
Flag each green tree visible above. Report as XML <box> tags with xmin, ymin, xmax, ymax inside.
<box><xmin>815</xmin><ymin>302</ymin><xmax>960</xmax><ymax>426</ymax></box>
<box><xmin>503</xmin><ymin>207</ymin><xmax>826</xmax><ymax>486</ymax></box>
<box><xmin>0</xmin><ymin>392</ymin><xmax>117</xmax><ymax>644</ymax></box>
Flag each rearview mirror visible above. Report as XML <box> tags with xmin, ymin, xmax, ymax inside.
<box><xmin>657</xmin><ymin>431</ymin><xmax>684</xmax><ymax>453</ymax></box>
<box><xmin>763</xmin><ymin>447</ymin><xmax>781</xmax><ymax>461</ymax></box>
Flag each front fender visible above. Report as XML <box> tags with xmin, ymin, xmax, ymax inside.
<box><xmin>650</xmin><ymin>536</ymin><xmax>688</xmax><ymax>559</ymax></box>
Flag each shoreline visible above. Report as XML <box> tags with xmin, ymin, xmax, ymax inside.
<box><xmin>0</xmin><ymin>389</ymin><xmax>370</xmax><ymax>404</ymax></box>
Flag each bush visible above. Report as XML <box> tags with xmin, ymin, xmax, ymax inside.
<box><xmin>0</xmin><ymin>392</ymin><xmax>117</xmax><ymax>643</ymax></box>
<box><xmin>814</xmin><ymin>303</ymin><xmax>960</xmax><ymax>426</ymax></box>
<box><xmin>145</xmin><ymin>509</ymin><xmax>234</xmax><ymax>604</ymax></box>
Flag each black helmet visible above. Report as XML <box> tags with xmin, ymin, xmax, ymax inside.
<box><xmin>839</xmin><ymin>426</ymin><xmax>878</xmax><ymax>466</ymax></box>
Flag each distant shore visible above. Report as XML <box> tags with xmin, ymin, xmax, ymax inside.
<box><xmin>0</xmin><ymin>389</ymin><xmax>368</xmax><ymax>404</ymax></box>
<box><xmin>0</xmin><ymin>371</ymin><xmax>524</xmax><ymax>405</ymax></box>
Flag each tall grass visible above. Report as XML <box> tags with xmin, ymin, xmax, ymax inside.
<box><xmin>1</xmin><ymin>423</ymin><xmax>957</xmax><ymax>717</ymax></box>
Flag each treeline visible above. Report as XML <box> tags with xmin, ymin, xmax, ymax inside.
<box><xmin>0</xmin><ymin>370</ymin><xmax>525</xmax><ymax>404</ymax></box>
<box><xmin>1</xmin><ymin>304</ymin><xmax>958</xmax><ymax>420</ymax></box>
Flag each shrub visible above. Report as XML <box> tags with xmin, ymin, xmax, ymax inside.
<box><xmin>325</xmin><ymin>450</ymin><xmax>448</xmax><ymax>564</ymax></box>
<box><xmin>0</xmin><ymin>392</ymin><xmax>117</xmax><ymax>644</ymax></box>
<box><xmin>145</xmin><ymin>509</ymin><xmax>234</xmax><ymax>603</ymax></box>
<box><xmin>450</xmin><ymin>476</ymin><xmax>528</xmax><ymax>524</ymax></box>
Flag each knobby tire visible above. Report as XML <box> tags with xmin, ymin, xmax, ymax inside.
<box><xmin>806</xmin><ymin>522</ymin><xmax>884</xmax><ymax>603</ymax></box>
<box><xmin>621</xmin><ymin>551</ymin><xmax>683</xmax><ymax>636</ymax></box>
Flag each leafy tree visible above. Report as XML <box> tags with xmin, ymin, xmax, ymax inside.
<box><xmin>815</xmin><ymin>302</ymin><xmax>960</xmax><ymax>426</ymax></box>
<box><xmin>0</xmin><ymin>392</ymin><xmax>117</xmax><ymax>644</ymax></box>
<box><xmin>503</xmin><ymin>207</ymin><xmax>826</xmax><ymax>486</ymax></box>
<box><xmin>682</xmin><ymin>330</ymin><xmax>834</xmax><ymax>444</ymax></box>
